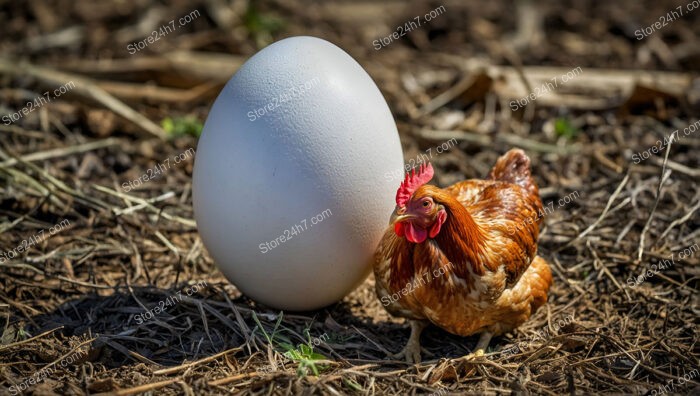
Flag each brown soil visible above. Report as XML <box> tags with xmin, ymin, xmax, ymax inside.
<box><xmin>1</xmin><ymin>0</ymin><xmax>698</xmax><ymax>395</ymax></box>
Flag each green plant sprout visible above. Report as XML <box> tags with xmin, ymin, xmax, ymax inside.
<box><xmin>554</xmin><ymin>117</ymin><xmax>579</xmax><ymax>139</ymax></box>
<box><xmin>161</xmin><ymin>116</ymin><xmax>203</xmax><ymax>138</ymax></box>
<box><xmin>251</xmin><ymin>313</ymin><xmax>330</xmax><ymax>376</ymax></box>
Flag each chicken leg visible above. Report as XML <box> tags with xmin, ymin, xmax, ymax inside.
<box><xmin>463</xmin><ymin>331</ymin><xmax>493</xmax><ymax>360</ymax></box>
<box><xmin>393</xmin><ymin>320</ymin><xmax>428</xmax><ymax>363</ymax></box>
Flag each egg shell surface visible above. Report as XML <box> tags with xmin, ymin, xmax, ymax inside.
<box><xmin>193</xmin><ymin>36</ymin><xmax>404</xmax><ymax>310</ymax></box>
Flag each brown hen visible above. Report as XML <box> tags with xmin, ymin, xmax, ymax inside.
<box><xmin>373</xmin><ymin>149</ymin><xmax>553</xmax><ymax>363</ymax></box>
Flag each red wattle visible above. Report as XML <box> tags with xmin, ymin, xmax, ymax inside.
<box><xmin>405</xmin><ymin>222</ymin><xmax>427</xmax><ymax>243</ymax></box>
<box><xmin>429</xmin><ymin>209</ymin><xmax>447</xmax><ymax>238</ymax></box>
<box><xmin>394</xmin><ymin>221</ymin><xmax>405</xmax><ymax>237</ymax></box>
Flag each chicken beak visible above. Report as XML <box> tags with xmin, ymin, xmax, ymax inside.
<box><xmin>392</xmin><ymin>214</ymin><xmax>414</xmax><ymax>223</ymax></box>
<box><xmin>391</xmin><ymin>207</ymin><xmax>415</xmax><ymax>224</ymax></box>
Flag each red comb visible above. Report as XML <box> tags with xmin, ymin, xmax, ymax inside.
<box><xmin>396</xmin><ymin>162</ymin><xmax>434</xmax><ymax>207</ymax></box>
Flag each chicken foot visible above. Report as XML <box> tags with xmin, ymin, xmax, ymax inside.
<box><xmin>463</xmin><ymin>331</ymin><xmax>493</xmax><ymax>360</ymax></box>
<box><xmin>392</xmin><ymin>320</ymin><xmax>429</xmax><ymax>363</ymax></box>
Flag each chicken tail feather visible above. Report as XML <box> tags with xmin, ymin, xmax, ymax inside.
<box><xmin>488</xmin><ymin>149</ymin><xmax>538</xmax><ymax>197</ymax></box>
<box><xmin>528</xmin><ymin>256</ymin><xmax>553</xmax><ymax>311</ymax></box>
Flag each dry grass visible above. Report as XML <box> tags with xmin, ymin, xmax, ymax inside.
<box><xmin>1</xmin><ymin>0</ymin><xmax>699</xmax><ymax>395</ymax></box>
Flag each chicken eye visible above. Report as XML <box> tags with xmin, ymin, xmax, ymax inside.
<box><xmin>422</xmin><ymin>200</ymin><xmax>431</xmax><ymax>207</ymax></box>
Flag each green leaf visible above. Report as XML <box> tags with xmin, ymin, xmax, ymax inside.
<box><xmin>17</xmin><ymin>328</ymin><xmax>30</xmax><ymax>340</ymax></box>
<box><xmin>161</xmin><ymin>116</ymin><xmax>203</xmax><ymax>138</ymax></box>
<box><xmin>554</xmin><ymin>117</ymin><xmax>579</xmax><ymax>139</ymax></box>
<box><xmin>308</xmin><ymin>351</ymin><xmax>326</xmax><ymax>360</ymax></box>
<box><xmin>251</xmin><ymin>311</ymin><xmax>273</xmax><ymax>345</ymax></box>
<box><xmin>343</xmin><ymin>378</ymin><xmax>364</xmax><ymax>392</ymax></box>
<box><xmin>307</xmin><ymin>362</ymin><xmax>319</xmax><ymax>376</ymax></box>
<box><xmin>299</xmin><ymin>344</ymin><xmax>312</xmax><ymax>355</ymax></box>
<box><xmin>243</xmin><ymin>4</ymin><xmax>285</xmax><ymax>48</ymax></box>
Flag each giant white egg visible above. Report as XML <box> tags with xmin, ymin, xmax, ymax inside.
<box><xmin>193</xmin><ymin>36</ymin><xmax>403</xmax><ymax>310</ymax></box>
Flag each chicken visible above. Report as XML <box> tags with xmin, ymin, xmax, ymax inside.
<box><xmin>373</xmin><ymin>149</ymin><xmax>553</xmax><ymax>363</ymax></box>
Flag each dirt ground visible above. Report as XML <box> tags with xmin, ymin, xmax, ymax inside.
<box><xmin>1</xmin><ymin>0</ymin><xmax>699</xmax><ymax>395</ymax></box>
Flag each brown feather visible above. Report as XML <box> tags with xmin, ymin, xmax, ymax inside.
<box><xmin>373</xmin><ymin>149</ymin><xmax>553</xmax><ymax>338</ymax></box>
